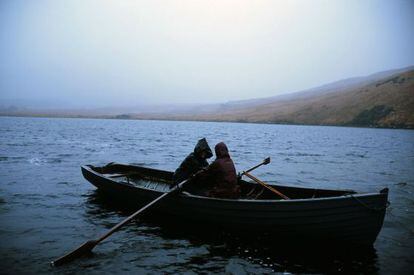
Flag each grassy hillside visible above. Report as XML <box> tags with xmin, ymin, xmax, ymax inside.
<box><xmin>2</xmin><ymin>67</ymin><xmax>413</xmax><ymax>129</ymax></box>
<box><xmin>131</xmin><ymin>68</ymin><xmax>414</xmax><ymax>129</ymax></box>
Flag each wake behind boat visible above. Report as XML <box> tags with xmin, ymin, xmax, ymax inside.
<box><xmin>82</xmin><ymin>162</ymin><xmax>389</xmax><ymax>247</ymax></box>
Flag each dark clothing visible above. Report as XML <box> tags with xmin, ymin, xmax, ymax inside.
<box><xmin>172</xmin><ymin>152</ymin><xmax>208</xmax><ymax>184</ymax></box>
<box><xmin>173</xmin><ymin>138</ymin><xmax>213</xmax><ymax>184</ymax></box>
<box><xmin>200</xmin><ymin>142</ymin><xmax>240</xmax><ymax>199</ymax></box>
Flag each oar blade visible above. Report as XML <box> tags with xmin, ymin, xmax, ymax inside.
<box><xmin>263</xmin><ymin>157</ymin><xmax>271</xmax><ymax>165</ymax></box>
<box><xmin>51</xmin><ymin>240</ymin><xmax>97</xmax><ymax>266</ymax></box>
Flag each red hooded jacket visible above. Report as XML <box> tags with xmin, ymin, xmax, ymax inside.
<box><xmin>201</xmin><ymin>142</ymin><xmax>240</xmax><ymax>199</ymax></box>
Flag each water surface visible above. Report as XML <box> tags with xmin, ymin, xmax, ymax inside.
<box><xmin>0</xmin><ymin>117</ymin><xmax>413</xmax><ymax>274</ymax></box>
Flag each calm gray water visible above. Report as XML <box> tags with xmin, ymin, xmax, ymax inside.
<box><xmin>0</xmin><ymin>117</ymin><xmax>413</xmax><ymax>274</ymax></box>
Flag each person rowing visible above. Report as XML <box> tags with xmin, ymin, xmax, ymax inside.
<box><xmin>194</xmin><ymin>142</ymin><xmax>241</xmax><ymax>199</ymax></box>
<box><xmin>172</xmin><ymin>138</ymin><xmax>213</xmax><ymax>185</ymax></box>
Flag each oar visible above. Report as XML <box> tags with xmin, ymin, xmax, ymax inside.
<box><xmin>50</xmin><ymin>173</ymin><xmax>197</xmax><ymax>266</ymax></box>
<box><xmin>242</xmin><ymin>172</ymin><xmax>290</xmax><ymax>200</ymax></box>
<box><xmin>245</xmin><ymin>157</ymin><xmax>270</xmax><ymax>173</ymax></box>
<box><xmin>241</xmin><ymin>158</ymin><xmax>290</xmax><ymax>200</ymax></box>
<box><xmin>51</xmin><ymin>159</ymin><xmax>269</xmax><ymax>266</ymax></box>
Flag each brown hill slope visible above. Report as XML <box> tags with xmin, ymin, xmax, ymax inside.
<box><xmin>132</xmin><ymin>68</ymin><xmax>414</xmax><ymax>128</ymax></box>
<box><xmin>2</xmin><ymin>67</ymin><xmax>413</xmax><ymax>129</ymax></box>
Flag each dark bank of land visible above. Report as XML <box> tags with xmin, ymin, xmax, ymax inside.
<box><xmin>1</xmin><ymin>66</ymin><xmax>413</xmax><ymax>129</ymax></box>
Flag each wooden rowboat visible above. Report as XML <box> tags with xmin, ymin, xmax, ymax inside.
<box><xmin>81</xmin><ymin>163</ymin><xmax>389</xmax><ymax>247</ymax></box>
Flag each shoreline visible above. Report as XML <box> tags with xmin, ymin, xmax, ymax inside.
<box><xmin>1</xmin><ymin>113</ymin><xmax>412</xmax><ymax>130</ymax></box>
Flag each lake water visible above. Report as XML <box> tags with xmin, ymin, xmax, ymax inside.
<box><xmin>0</xmin><ymin>117</ymin><xmax>413</xmax><ymax>274</ymax></box>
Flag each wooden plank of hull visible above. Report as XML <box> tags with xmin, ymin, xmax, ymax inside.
<box><xmin>81</xmin><ymin>165</ymin><xmax>388</xmax><ymax>246</ymax></box>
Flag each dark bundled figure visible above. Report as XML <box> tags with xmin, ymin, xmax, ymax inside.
<box><xmin>172</xmin><ymin>138</ymin><xmax>213</xmax><ymax>185</ymax></box>
<box><xmin>201</xmin><ymin>142</ymin><xmax>240</xmax><ymax>199</ymax></box>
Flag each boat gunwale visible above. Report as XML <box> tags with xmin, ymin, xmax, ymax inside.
<box><xmin>81</xmin><ymin>165</ymin><xmax>388</xmax><ymax>204</ymax></box>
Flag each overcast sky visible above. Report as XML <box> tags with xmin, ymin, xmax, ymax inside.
<box><xmin>1</xmin><ymin>0</ymin><xmax>413</xmax><ymax>108</ymax></box>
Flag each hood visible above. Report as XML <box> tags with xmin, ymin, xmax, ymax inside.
<box><xmin>215</xmin><ymin>142</ymin><xmax>230</xmax><ymax>159</ymax></box>
<box><xmin>194</xmin><ymin>138</ymin><xmax>213</xmax><ymax>158</ymax></box>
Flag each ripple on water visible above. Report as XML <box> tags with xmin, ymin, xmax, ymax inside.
<box><xmin>12</xmin><ymin>193</ymin><xmax>44</xmax><ymax>201</ymax></box>
<box><xmin>1</xmin><ymin>117</ymin><xmax>413</xmax><ymax>274</ymax></box>
<box><xmin>56</xmin><ymin>181</ymin><xmax>71</xmax><ymax>186</ymax></box>
<box><xmin>345</xmin><ymin>152</ymin><xmax>367</xmax><ymax>158</ymax></box>
<box><xmin>56</xmin><ymin>153</ymin><xmax>73</xmax><ymax>158</ymax></box>
<box><xmin>28</xmin><ymin>157</ymin><xmax>45</xmax><ymax>165</ymax></box>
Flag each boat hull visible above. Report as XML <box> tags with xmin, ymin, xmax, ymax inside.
<box><xmin>81</xmin><ymin>164</ymin><xmax>388</xmax><ymax>247</ymax></box>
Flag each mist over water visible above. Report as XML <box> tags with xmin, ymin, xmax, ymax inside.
<box><xmin>0</xmin><ymin>117</ymin><xmax>413</xmax><ymax>273</ymax></box>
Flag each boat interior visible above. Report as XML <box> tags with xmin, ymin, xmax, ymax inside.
<box><xmin>89</xmin><ymin>163</ymin><xmax>356</xmax><ymax>200</ymax></box>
